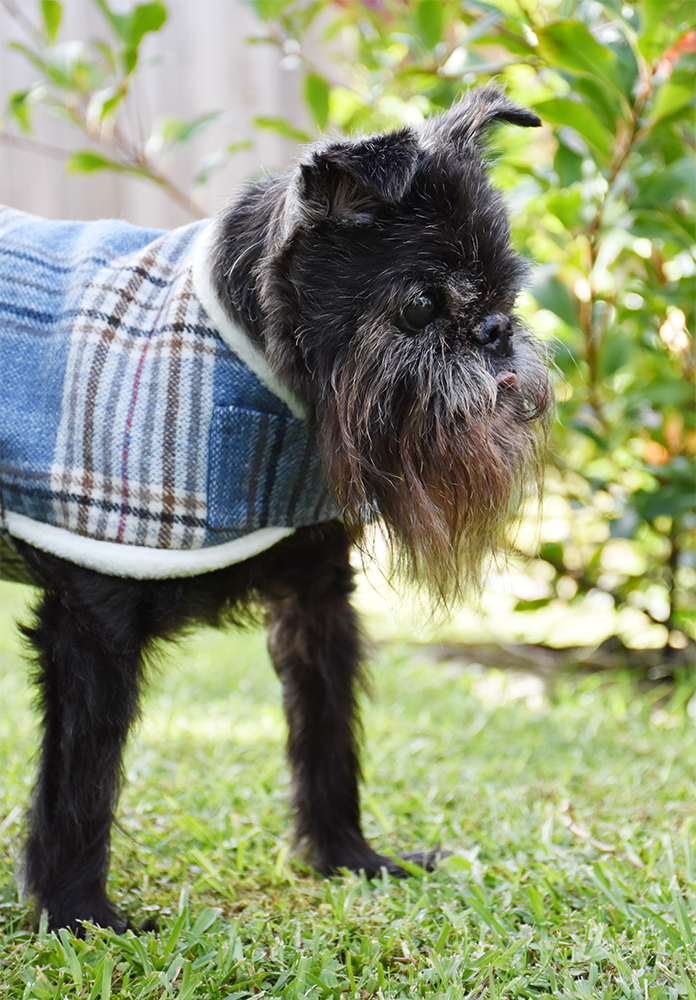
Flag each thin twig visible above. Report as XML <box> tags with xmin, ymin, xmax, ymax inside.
<box><xmin>0</xmin><ymin>131</ymin><xmax>70</xmax><ymax>160</ymax></box>
<box><xmin>561</xmin><ymin>802</ymin><xmax>645</xmax><ymax>870</ymax></box>
<box><xmin>1</xmin><ymin>0</ymin><xmax>207</xmax><ymax>219</ymax></box>
<box><xmin>1</xmin><ymin>0</ymin><xmax>36</xmax><ymax>35</ymax></box>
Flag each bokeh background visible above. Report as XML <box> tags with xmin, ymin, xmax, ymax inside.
<box><xmin>1</xmin><ymin>0</ymin><xmax>694</xmax><ymax>659</ymax></box>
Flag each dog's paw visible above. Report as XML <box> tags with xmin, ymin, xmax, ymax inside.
<box><xmin>137</xmin><ymin>916</ymin><xmax>160</xmax><ymax>935</ymax></box>
<box><xmin>320</xmin><ymin>846</ymin><xmax>443</xmax><ymax>879</ymax></box>
<box><xmin>43</xmin><ymin>897</ymin><xmax>130</xmax><ymax>937</ymax></box>
<box><xmin>365</xmin><ymin>848</ymin><xmax>443</xmax><ymax>878</ymax></box>
<box><xmin>395</xmin><ymin>848</ymin><xmax>443</xmax><ymax>873</ymax></box>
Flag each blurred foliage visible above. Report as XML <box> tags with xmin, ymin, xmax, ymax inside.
<box><xmin>0</xmin><ymin>0</ymin><xmax>251</xmax><ymax>214</ymax></box>
<box><xmin>1</xmin><ymin>0</ymin><xmax>694</xmax><ymax>651</ymax></box>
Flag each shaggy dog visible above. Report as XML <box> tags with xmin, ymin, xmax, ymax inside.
<box><xmin>0</xmin><ymin>86</ymin><xmax>551</xmax><ymax>932</ymax></box>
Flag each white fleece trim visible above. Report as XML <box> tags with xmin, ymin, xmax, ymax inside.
<box><xmin>4</xmin><ymin>511</ymin><xmax>294</xmax><ymax>579</ymax></box>
<box><xmin>190</xmin><ymin>222</ymin><xmax>306</xmax><ymax>420</ymax></box>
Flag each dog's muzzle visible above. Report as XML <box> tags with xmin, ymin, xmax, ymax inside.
<box><xmin>472</xmin><ymin>312</ymin><xmax>513</xmax><ymax>355</ymax></box>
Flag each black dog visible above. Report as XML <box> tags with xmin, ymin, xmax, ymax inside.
<box><xmin>0</xmin><ymin>86</ymin><xmax>551</xmax><ymax>933</ymax></box>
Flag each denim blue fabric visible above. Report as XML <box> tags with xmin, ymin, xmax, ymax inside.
<box><xmin>0</xmin><ymin>206</ymin><xmax>337</xmax><ymax>577</ymax></box>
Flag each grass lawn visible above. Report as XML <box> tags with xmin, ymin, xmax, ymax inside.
<box><xmin>1</xmin><ymin>578</ymin><xmax>695</xmax><ymax>999</ymax></box>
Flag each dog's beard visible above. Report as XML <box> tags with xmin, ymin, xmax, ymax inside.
<box><xmin>317</xmin><ymin>326</ymin><xmax>552</xmax><ymax>606</ymax></box>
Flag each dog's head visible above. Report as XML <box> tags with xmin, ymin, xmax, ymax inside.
<box><xmin>215</xmin><ymin>86</ymin><xmax>552</xmax><ymax>602</ymax></box>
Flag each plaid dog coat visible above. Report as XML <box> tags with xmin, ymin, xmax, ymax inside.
<box><xmin>0</xmin><ymin>206</ymin><xmax>337</xmax><ymax>579</ymax></box>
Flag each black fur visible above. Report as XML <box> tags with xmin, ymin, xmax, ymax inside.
<box><xmin>5</xmin><ymin>87</ymin><xmax>550</xmax><ymax>932</ymax></box>
<box><xmin>17</xmin><ymin>522</ymin><xmax>426</xmax><ymax>933</ymax></box>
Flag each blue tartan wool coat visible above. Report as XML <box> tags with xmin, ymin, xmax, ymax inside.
<box><xmin>0</xmin><ymin>206</ymin><xmax>337</xmax><ymax>579</ymax></box>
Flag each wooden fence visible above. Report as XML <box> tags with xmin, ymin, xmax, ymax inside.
<box><xmin>0</xmin><ymin>0</ymin><xmax>308</xmax><ymax>227</ymax></box>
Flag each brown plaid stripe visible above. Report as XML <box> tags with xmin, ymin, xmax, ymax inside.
<box><xmin>49</xmin><ymin>229</ymin><xmax>220</xmax><ymax>549</ymax></box>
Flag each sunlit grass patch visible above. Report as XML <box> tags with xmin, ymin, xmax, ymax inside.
<box><xmin>1</xmin><ymin>580</ymin><xmax>695</xmax><ymax>998</ymax></box>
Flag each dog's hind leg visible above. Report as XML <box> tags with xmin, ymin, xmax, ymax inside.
<box><xmin>20</xmin><ymin>550</ymin><xmax>147</xmax><ymax>933</ymax></box>
<box><xmin>263</xmin><ymin>522</ymin><xmax>421</xmax><ymax>878</ymax></box>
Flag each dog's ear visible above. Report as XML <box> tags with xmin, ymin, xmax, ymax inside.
<box><xmin>296</xmin><ymin>128</ymin><xmax>419</xmax><ymax>220</ymax></box>
<box><xmin>429</xmin><ymin>85</ymin><xmax>541</xmax><ymax>148</ymax></box>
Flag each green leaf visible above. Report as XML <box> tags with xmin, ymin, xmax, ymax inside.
<box><xmin>95</xmin><ymin>0</ymin><xmax>165</xmax><ymax>45</ymax></box>
<box><xmin>127</xmin><ymin>0</ymin><xmax>167</xmax><ymax>47</ymax></box>
<box><xmin>40</xmin><ymin>0</ymin><xmax>62</xmax><ymax>43</ymax></box>
<box><xmin>8</xmin><ymin>90</ymin><xmax>33</xmax><ymax>133</ymax></box>
<box><xmin>94</xmin><ymin>0</ymin><xmax>130</xmax><ymax>43</ymax></box>
<box><xmin>441</xmin><ymin>49</ymin><xmax>510</xmax><ymax>78</ymax></box>
<box><xmin>22</xmin><ymin>39</ymin><xmax>104</xmax><ymax>93</ymax></box>
<box><xmin>124</xmin><ymin>3</ymin><xmax>167</xmax><ymax>73</ymax></box>
<box><xmin>248</xmin><ymin>0</ymin><xmax>294</xmax><ymax>21</ymax></box>
<box><xmin>574</xmin><ymin>76</ymin><xmax>623</xmax><ymax>132</ymax></box>
<box><xmin>515</xmin><ymin>598</ymin><xmax>552</xmax><ymax>612</ymax></box>
<box><xmin>632</xmin><ymin>159</ymin><xmax>696</xmax><ymax>210</ymax></box>
<box><xmin>86</xmin><ymin>86</ymin><xmax>123</xmax><ymax>125</ymax></box>
<box><xmin>152</xmin><ymin>111</ymin><xmax>222</xmax><ymax>151</ymax></box>
<box><xmin>194</xmin><ymin>141</ymin><xmax>252</xmax><ymax>188</ymax></box>
<box><xmin>65</xmin><ymin>150</ymin><xmax>145</xmax><ymax>175</ymax></box>
<box><xmin>304</xmin><ymin>73</ymin><xmax>330</xmax><ymax>131</ymax></box>
<box><xmin>636</xmin><ymin>483</ymin><xmax>696</xmax><ymax>521</ymax></box>
<box><xmin>643</xmin><ymin>379</ymin><xmax>695</xmax><ymax>408</ymax></box>
<box><xmin>528</xmin><ymin>269</ymin><xmax>579</xmax><ymax>329</ymax></box>
<box><xmin>7</xmin><ymin>41</ymin><xmax>67</xmax><ymax>88</ymax></box>
<box><xmin>670</xmin><ymin>56</ymin><xmax>696</xmax><ymax>90</ymax></box>
<box><xmin>121</xmin><ymin>46</ymin><xmax>137</xmax><ymax>75</ymax></box>
<box><xmin>535</xmin><ymin>99</ymin><xmax>612</xmax><ymax>159</ymax></box>
<box><xmin>253</xmin><ymin>116</ymin><xmax>312</xmax><ymax>143</ymax></box>
<box><xmin>554</xmin><ymin>142</ymin><xmax>584</xmax><ymax>186</ymax></box>
<box><xmin>93</xmin><ymin>39</ymin><xmax>117</xmax><ymax>75</ymax></box>
<box><xmin>637</xmin><ymin>1</ymin><xmax>694</xmax><ymax>60</ymax></box>
<box><xmin>415</xmin><ymin>0</ymin><xmax>444</xmax><ymax>49</ymax></box>
<box><xmin>651</xmin><ymin>81</ymin><xmax>696</xmax><ymax>122</ymax></box>
<box><xmin>95</xmin><ymin>0</ymin><xmax>166</xmax><ymax>74</ymax></box>
<box><xmin>540</xmin><ymin>544</ymin><xmax>568</xmax><ymax>569</ymax></box>
<box><xmin>648</xmin><ymin>457</ymin><xmax>696</xmax><ymax>490</ymax></box>
<box><xmin>546</xmin><ymin>189</ymin><xmax>583</xmax><ymax>231</ymax></box>
<box><xmin>607</xmin><ymin>34</ymin><xmax>640</xmax><ymax>99</ymax></box>
<box><xmin>536</xmin><ymin>20</ymin><xmax>623</xmax><ymax>96</ymax></box>
<box><xmin>629</xmin><ymin>210</ymin><xmax>694</xmax><ymax>246</ymax></box>
<box><xmin>65</xmin><ymin>150</ymin><xmax>115</xmax><ymax>173</ymax></box>
<box><xmin>598</xmin><ymin>330</ymin><xmax>634</xmax><ymax>376</ymax></box>
<box><xmin>465</xmin><ymin>9</ymin><xmax>504</xmax><ymax>44</ymax></box>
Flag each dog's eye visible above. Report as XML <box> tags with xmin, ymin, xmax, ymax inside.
<box><xmin>399</xmin><ymin>292</ymin><xmax>438</xmax><ymax>331</ymax></box>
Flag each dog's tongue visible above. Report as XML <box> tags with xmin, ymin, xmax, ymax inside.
<box><xmin>496</xmin><ymin>370</ymin><xmax>516</xmax><ymax>387</ymax></box>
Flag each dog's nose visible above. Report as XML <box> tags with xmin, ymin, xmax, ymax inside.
<box><xmin>472</xmin><ymin>313</ymin><xmax>512</xmax><ymax>353</ymax></box>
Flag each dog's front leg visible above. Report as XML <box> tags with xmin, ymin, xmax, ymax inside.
<box><xmin>21</xmin><ymin>555</ymin><xmax>145</xmax><ymax>933</ymax></box>
<box><xmin>264</xmin><ymin>525</ymin><xmax>415</xmax><ymax>878</ymax></box>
